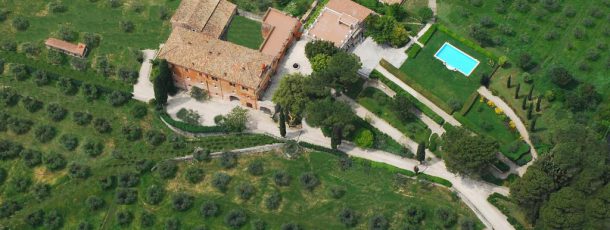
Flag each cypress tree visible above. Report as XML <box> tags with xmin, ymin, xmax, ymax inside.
<box><xmin>522</xmin><ymin>97</ymin><xmax>528</xmax><ymax>110</ymax></box>
<box><xmin>527</xmin><ymin>103</ymin><xmax>533</xmax><ymax>120</ymax></box>
<box><xmin>514</xmin><ymin>83</ymin><xmax>520</xmax><ymax>99</ymax></box>
<box><xmin>528</xmin><ymin>85</ymin><xmax>534</xmax><ymax>100</ymax></box>
<box><xmin>279</xmin><ymin>109</ymin><xmax>286</xmax><ymax>138</ymax></box>
<box><xmin>331</xmin><ymin>126</ymin><xmax>342</xmax><ymax>150</ymax></box>
<box><xmin>507</xmin><ymin>75</ymin><xmax>511</xmax><ymax>88</ymax></box>
<box><xmin>153</xmin><ymin>59</ymin><xmax>172</xmax><ymax>105</ymax></box>
<box><xmin>153</xmin><ymin>71</ymin><xmax>168</xmax><ymax>105</ymax></box>
<box><xmin>416</xmin><ymin>142</ymin><xmax>426</xmax><ymax>163</ymax></box>
<box><xmin>530</xmin><ymin>118</ymin><xmax>536</xmax><ymax>132</ymax></box>
<box><xmin>535</xmin><ymin>96</ymin><xmax>542</xmax><ymax>112</ymax></box>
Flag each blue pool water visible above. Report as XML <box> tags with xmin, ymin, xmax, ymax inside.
<box><xmin>434</xmin><ymin>42</ymin><xmax>480</xmax><ymax>76</ymax></box>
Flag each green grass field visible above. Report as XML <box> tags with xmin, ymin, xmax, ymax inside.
<box><xmin>357</xmin><ymin>87</ymin><xmax>432</xmax><ymax>143</ymax></box>
<box><xmin>399</xmin><ymin>29</ymin><xmax>494</xmax><ymax>110</ymax></box>
<box><xmin>225</xmin><ymin>16</ymin><xmax>264</xmax><ymax>50</ymax></box>
<box><xmin>438</xmin><ymin>0</ymin><xmax>609</xmax><ymax>97</ymax></box>
<box><xmin>0</xmin><ymin>0</ymin><xmax>178</xmax><ymax>76</ymax></box>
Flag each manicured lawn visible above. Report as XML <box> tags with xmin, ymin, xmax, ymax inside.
<box><xmin>438</xmin><ymin>0</ymin><xmax>609</xmax><ymax>97</ymax></box>
<box><xmin>398</xmin><ymin>29</ymin><xmax>494</xmax><ymax>110</ymax></box>
<box><xmin>231</xmin><ymin>0</ymin><xmax>314</xmax><ymax>17</ymax></box>
<box><xmin>357</xmin><ymin>87</ymin><xmax>432</xmax><ymax>143</ymax></box>
<box><xmin>225</xmin><ymin>16</ymin><xmax>264</xmax><ymax>50</ymax></box>
<box><xmin>0</xmin><ymin>0</ymin><xmax>178</xmax><ymax>75</ymax></box>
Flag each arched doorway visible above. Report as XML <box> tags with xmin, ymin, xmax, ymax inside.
<box><xmin>229</xmin><ymin>95</ymin><xmax>239</xmax><ymax>101</ymax></box>
<box><xmin>246</xmin><ymin>103</ymin><xmax>253</xmax><ymax>108</ymax></box>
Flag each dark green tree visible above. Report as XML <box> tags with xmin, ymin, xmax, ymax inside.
<box><xmin>515</xmin><ymin>83</ymin><xmax>520</xmax><ymax>99</ymax></box>
<box><xmin>416</xmin><ymin>142</ymin><xmax>425</xmax><ymax>163</ymax></box>
<box><xmin>507</xmin><ymin>75</ymin><xmax>512</xmax><ymax>88</ymax></box>
<box><xmin>522</xmin><ymin>97</ymin><xmax>528</xmax><ymax>110</ymax></box>
<box><xmin>331</xmin><ymin>126</ymin><xmax>342</xmax><ymax>150</ymax></box>
<box><xmin>279</xmin><ymin>108</ymin><xmax>286</xmax><ymax>137</ymax></box>
<box><xmin>530</xmin><ymin>118</ymin><xmax>536</xmax><ymax>132</ymax></box>
<box><xmin>528</xmin><ymin>85</ymin><xmax>534</xmax><ymax>100</ymax></box>
<box><xmin>527</xmin><ymin>103</ymin><xmax>533</xmax><ymax>120</ymax></box>
<box><xmin>442</xmin><ymin>128</ymin><xmax>499</xmax><ymax>176</ymax></box>
<box><xmin>535</xmin><ymin>96</ymin><xmax>542</xmax><ymax>112</ymax></box>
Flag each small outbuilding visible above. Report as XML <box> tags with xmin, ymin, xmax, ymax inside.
<box><xmin>44</xmin><ymin>38</ymin><xmax>88</xmax><ymax>58</ymax></box>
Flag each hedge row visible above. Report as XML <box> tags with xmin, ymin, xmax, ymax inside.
<box><xmin>459</xmin><ymin>92</ymin><xmax>479</xmax><ymax>115</ymax></box>
<box><xmin>406</xmin><ymin>45</ymin><xmax>422</xmax><ymax>58</ymax></box>
<box><xmin>297</xmin><ymin>141</ymin><xmax>347</xmax><ymax>157</ymax></box>
<box><xmin>353</xmin><ymin>158</ymin><xmax>452</xmax><ymax>187</ymax></box>
<box><xmin>159</xmin><ymin>112</ymin><xmax>225</xmax><ymax>133</ymax></box>
<box><xmin>436</xmin><ymin>24</ymin><xmax>499</xmax><ymax>62</ymax></box>
<box><xmin>416</xmin><ymin>173</ymin><xmax>453</xmax><ymax>187</ymax></box>
<box><xmin>368</xmin><ymin>69</ymin><xmax>383</xmax><ymax>79</ymax></box>
<box><xmin>375</xmin><ymin>67</ymin><xmax>446</xmax><ymax>125</ymax></box>
<box><xmin>417</xmin><ymin>24</ymin><xmax>438</xmax><ymax>45</ymax></box>
<box><xmin>487</xmin><ymin>193</ymin><xmax>527</xmax><ymax>230</ymax></box>
<box><xmin>379</xmin><ymin>59</ymin><xmax>455</xmax><ymax>114</ymax></box>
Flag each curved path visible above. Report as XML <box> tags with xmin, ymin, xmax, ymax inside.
<box><xmin>477</xmin><ymin>87</ymin><xmax>538</xmax><ymax>175</ymax></box>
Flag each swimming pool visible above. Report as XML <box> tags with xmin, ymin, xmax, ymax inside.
<box><xmin>434</xmin><ymin>42</ymin><xmax>480</xmax><ymax>77</ymax></box>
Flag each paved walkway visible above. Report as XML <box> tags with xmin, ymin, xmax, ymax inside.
<box><xmin>132</xmin><ymin>49</ymin><xmax>157</xmax><ymax>102</ymax></box>
<box><xmin>477</xmin><ymin>87</ymin><xmax>538</xmax><ymax>175</ymax></box>
<box><xmin>351</xmin><ymin>37</ymin><xmax>408</xmax><ymax>76</ymax></box>
<box><xmin>375</xmin><ymin>65</ymin><xmax>462</xmax><ymax>126</ymax></box>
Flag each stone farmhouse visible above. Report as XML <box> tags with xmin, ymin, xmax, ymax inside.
<box><xmin>44</xmin><ymin>38</ymin><xmax>88</xmax><ymax>58</ymax></box>
<box><xmin>158</xmin><ymin>0</ymin><xmax>301</xmax><ymax>112</ymax></box>
<box><xmin>306</xmin><ymin>0</ymin><xmax>373</xmax><ymax>49</ymax></box>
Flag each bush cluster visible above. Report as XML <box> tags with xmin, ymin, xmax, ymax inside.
<box><xmin>46</xmin><ymin>103</ymin><xmax>68</xmax><ymax>122</ymax></box>
<box><xmin>200</xmin><ymin>201</ymin><xmax>219</xmax><ymax>218</ymax></box>
<box><xmin>115</xmin><ymin>188</ymin><xmax>137</xmax><ymax>204</ymax></box>
<box><xmin>44</xmin><ymin>152</ymin><xmax>66</xmax><ymax>171</ymax></box>
<box><xmin>73</xmin><ymin>112</ymin><xmax>92</xmax><ymax>126</ymax></box>
<box><xmin>211</xmin><ymin>172</ymin><xmax>231</xmax><ymax>192</ymax></box>
<box><xmin>144</xmin><ymin>185</ymin><xmax>165</xmax><ymax>205</ymax></box>
<box><xmin>172</xmin><ymin>193</ymin><xmax>194</xmax><ymax>211</ymax></box>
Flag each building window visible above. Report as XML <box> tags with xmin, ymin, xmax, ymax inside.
<box><xmin>211</xmin><ymin>77</ymin><xmax>218</xmax><ymax>81</ymax></box>
<box><xmin>184</xmin><ymin>67</ymin><xmax>189</xmax><ymax>72</ymax></box>
<box><xmin>229</xmin><ymin>82</ymin><xmax>235</xmax><ymax>87</ymax></box>
<box><xmin>242</xmin><ymin>86</ymin><xmax>248</xmax><ymax>91</ymax></box>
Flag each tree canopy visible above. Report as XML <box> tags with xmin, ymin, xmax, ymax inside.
<box><xmin>442</xmin><ymin>128</ymin><xmax>499</xmax><ymax>176</ymax></box>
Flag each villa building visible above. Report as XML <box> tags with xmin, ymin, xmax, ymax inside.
<box><xmin>306</xmin><ymin>0</ymin><xmax>373</xmax><ymax>49</ymax></box>
<box><xmin>44</xmin><ymin>38</ymin><xmax>88</xmax><ymax>58</ymax></box>
<box><xmin>159</xmin><ymin>0</ymin><xmax>300</xmax><ymax>112</ymax></box>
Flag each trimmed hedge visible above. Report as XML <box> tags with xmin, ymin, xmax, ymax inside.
<box><xmin>459</xmin><ymin>92</ymin><xmax>479</xmax><ymax>115</ymax></box>
<box><xmin>379</xmin><ymin>59</ymin><xmax>455</xmax><ymax>114</ymax></box>
<box><xmin>159</xmin><ymin>112</ymin><xmax>225</xmax><ymax>133</ymax></box>
<box><xmin>368</xmin><ymin>69</ymin><xmax>383</xmax><ymax>79</ymax></box>
<box><xmin>418</xmin><ymin>24</ymin><xmax>437</xmax><ymax>45</ymax></box>
<box><xmin>416</xmin><ymin>173</ymin><xmax>453</xmax><ymax>187</ymax></box>
<box><xmin>353</xmin><ymin>158</ymin><xmax>452</xmax><ymax>187</ymax></box>
<box><xmin>375</xmin><ymin>70</ymin><xmax>445</xmax><ymax>125</ymax></box>
<box><xmin>493</xmin><ymin>161</ymin><xmax>510</xmax><ymax>173</ymax></box>
<box><xmin>487</xmin><ymin>193</ymin><xmax>527</xmax><ymax>230</ymax></box>
<box><xmin>436</xmin><ymin>24</ymin><xmax>499</xmax><ymax>62</ymax></box>
<box><xmin>298</xmin><ymin>141</ymin><xmax>347</xmax><ymax>157</ymax></box>
<box><xmin>406</xmin><ymin>45</ymin><xmax>422</xmax><ymax>58</ymax></box>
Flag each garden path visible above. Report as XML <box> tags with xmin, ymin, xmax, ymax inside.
<box><xmin>477</xmin><ymin>87</ymin><xmax>538</xmax><ymax>175</ymax></box>
<box><xmin>132</xmin><ymin>49</ymin><xmax>157</xmax><ymax>102</ymax></box>
<box><xmin>374</xmin><ymin>65</ymin><xmax>462</xmax><ymax>126</ymax></box>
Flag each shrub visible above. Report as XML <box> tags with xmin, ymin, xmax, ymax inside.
<box><xmin>108</xmin><ymin>0</ymin><xmax>123</xmax><ymax>8</ymax></box>
<box><xmin>7</xmin><ymin>117</ymin><xmax>33</xmax><ymax>135</ymax></box>
<box><xmin>159</xmin><ymin>112</ymin><xmax>225</xmax><ymax>133</ymax></box>
<box><xmin>236</xmin><ymin>182</ymin><xmax>255</xmax><ymax>200</ymax></box>
<box><xmin>43</xmin><ymin>210</ymin><xmax>63</xmax><ymax>230</ymax></box>
<box><xmin>0</xmin><ymin>112</ymin><xmax>8</xmax><ymax>132</ymax></box>
<box><xmin>548</xmin><ymin>66</ymin><xmax>575</xmax><ymax>88</ymax></box>
<box><xmin>48</xmin><ymin>1</ymin><xmax>67</xmax><ymax>13</ymax></box>
<box><xmin>219</xmin><ymin>151</ymin><xmax>238</xmax><ymax>169</ymax></box>
<box><xmin>8</xmin><ymin>63</ymin><xmax>28</xmax><ymax>81</ymax></box>
<box><xmin>47</xmin><ymin>50</ymin><xmax>65</xmax><ymax>65</ymax></box>
<box><xmin>0</xmin><ymin>140</ymin><xmax>22</xmax><ymax>159</ymax></box>
<box><xmin>115</xmin><ymin>188</ymin><xmax>137</xmax><ymax>204</ymax></box>
<box><xmin>93</xmin><ymin>118</ymin><xmax>112</xmax><ymax>133</ymax></box>
<box><xmin>59</xmin><ymin>134</ymin><xmax>79</xmax><ymax>151</ymax></box>
<box><xmin>119</xmin><ymin>20</ymin><xmax>134</xmax><ymax>32</ymax></box>
<box><xmin>172</xmin><ymin>193</ymin><xmax>194</xmax><ymax>211</ymax></box>
<box><xmin>57</xmin><ymin>77</ymin><xmax>77</xmax><ymax>95</ymax></box>
<box><xmin>68</xmin><ymin>163</ymin><xmax>90</xmax><ymax>179</ymax></box>
<box><xmin>368</xmin><ymin>214</ymin><xmax>389</xmax><ymax>230</ymax></box>
<box><xmin>200</xmin><ymin>201</ymin><xmax>220</xmax><ymax>217</ymax></box>
<box><xmin>82</xmin><ymin>140</ymin><xmax>104</xmax><ymax>157</ymax></box>
<box><xmin>82</xmin><ymin>32</ymin><xmax>101</xmax><ymax>47</ymax></box>
<box><xmin>273</xmin><ymin>170</ymin><xmax>291</xmax><ymax>186</ymax></box>
<box><xmin>32</xmin><ymin>183</ymin><xmax>51</xmax><ymax>200</ymax></box>
<box><xmin>184</xmin><ymin>167</ymin><xmax>204</xmax><ymax>184</ymax></box>
<box><xmin>176</xmin><ymin>108</ymin><xmax>201</xmax><ymax>125</ymax></box>
<box><xmin>25</xmin><ymin>209</ymin><xmax>44</xmax><ymax>227</ymax></box>
<box><xmin>338</xmin><ymin>208</ymin><xmax>358</xmax><ymax>227</ymax></box>
<box><xmin>131</xmin><ymin>104</ymin><xmax>147</xmax><ymax>119</ymax></box>
<box><xmin>145</xmin><ymin>130</ymin><xmax>166</xmax><ymax>146</ymax></box>
<box><xmin>134</xmin><ymin>159</ymin><xmax>154</xmax><ymax>174</ymax></box>
<box><xmin>435</xmin><ymin>207</ymin><xmax>457</xmax><ymax>227</ymax></box>
<box><xmin>85</xmin><ymin>196</ymin><xmax>105</xmax><ymax>211</ymax></box>
<box><xmin>354</xmin><ymin>129</ymin><xmax>374</xmax><ymax>148</ymax></box>
<box><xmin>299</xmin><ymin>172</ymin><xmax>319</xmax><ymax>191</ymax></box>
<box><xmin>116</xmin><ymin>210</ymin><xmax>133</xmax><ymax>226</ymax></box>
<box><xmin>45</xmin><ymin>152</ymin><xmax>66</xmax><ymax>171</ymax></box>
<box><xmin>281</xmin><ymin>223</ymin><xmax>303</xmax><ymax>230</ymax></box>
<box><xmin>224</xmin><ymin>209</ymin><xmax>247</xmax><ymax>229</ymax></box>
<box><xmin>117</xmin><ymin>67</ymin><xmax>137</xmax><ymax>84</ymax></box>
<box><xmin>247</xmin><ymin>161</ymin><xmax>264</xmax><ymax>176</ymax></box>
<box><xmin>193</xmin><ymin>148</ymin><xmax>211</xmax><ymax>162</ymax></box>
<box><xmin>140</xmin><ymin>212</ymin><xmax>155</xmax><ymax>228</ymax></box>
<box><xmin>46</xmin><ymin>103</ymin><xmax>68</xmax><ymax>122</ymax></box>
<box><xmin>0</xmin><ymin>9</ymin><xmax>7</xmax><ymax>22</ymax></box>
<box><xmin>122</xmin><ymin>124</ymin><xmax>142</xmax><ymax>141</ymax></box>
<box><xmin>73</xmin><ymin>112</ymin><xmax>92</xmax><ymax>126</ymax></box>
<box><xmin>33</xmin><ymin>125</ymin><xmax>56</xmax><ymax>143</ymax></box>
<box><xmin>252</xmin><ymin>219</ymin><xmax>266</xmax><ymax>230</ymax></box>
<box><xmin>11</xmin><ymin>176</ymin><xmax>31</xmax><ymax>193</ymax></box>
<box><xmin>21</xmin><ymin>149</ymin><xmax>43</xmax><ymax>168</ymax></box>
<box><xmin>145</xmin><ymin>185</ymin><xmax>165</xmax><ymax>205</ymax></box>
<box><xmin>265</xmin><ymin>191</ymin><xmax>282</xmax><ymax>210</ymax></box>
<box><xmin>406</xmin><ymin>45</ymin><xmax>422</xmax><ymax>58</ymax></box>
<box><xmin>12</xmin><ymin>16</ymin><xmax>29</xmax><ymax>31</ymax></box>
<box><xmin>22</xmin><ymin>96</ymin><xmax>43</xmax><ymax>113</ymax></box>
<box><xmin>190</xmin><ymin>86</ymin><xmax>208</xmax><ymax>101</ymax></box>
<box><xmin>330</xmin><ymin>186</ymin><xmax>346</xmax><ymax>199</ymax></box>
<box><xmin>211</xmin><ymin>172</ymin><xmax>231</xmax><ymax>192</ymax></box>
<box><xmin>165</xmin><ymin>217</ymin><xmax>180</xmax><ymax>230</ymax></box>
<box><xmin>78</xmin><ymin>222</ymin><xmax>92</xmax><ymax>230</ymax></box>
<box><xmin>0</xmin><ymin>39</ymin><xmax>17</xmax><ymax>52</ymax></box>
<box><xmin>117</xmin><ymin>172</ymin><xmax>139</xmax><ymax>187</ymax></box>
<box><xmin>57</xmin><ymin>25</ymin><xmax>76</xmax><ymax>41</ymax></box>
<box><xmin>0</xmin><ymin>200</ymin><xmax>21</xmax><ymax>218</ymax></box>
<box><xmin>0</xmin><ymin>88</ymin><xmax>20</xmax><ymax>107</ymax></box>
<box><xmin>98</xmin><ymin>175</ymin><xmax>116</xmax><ymax>190</ymax></box>
<box><xmin>305</xmin><ymin>40</ymin><xmax>338</xmax><ymax>60</ymax></box>
<box><xmin>157</xmin><ymin>160</ymin><xmax>177</xmax><ymax>179</ymax></box>
<box><xmin>405</xmin><ymin>204</ymin><xmax>425</xmax><ymax>224</ymax></box>
<box><xmin>108</xmin><ymin>90</ymin><xmax>131</xmax><ymax>106</ymax></box>
<box><xmin>81</xmin><ymin>83</ymin><xmax>100</xmax><ymax>101</ymax></box>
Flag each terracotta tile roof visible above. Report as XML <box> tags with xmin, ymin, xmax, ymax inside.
<box><xmin>380</xmin><ymin>0</ymin><xmax>404</xmax><ymax>4</ymax></box>
<box><xmin>44</xmin><ymin>38</ymin><xmax>87</xmax><ymax>57</ymax></box>
<box><xmin>307</xmin><ymin>0</ymin><xmax>373</xmax><ymax>47</ymax></box>
<box><xmin>259</xmin><ymin>8</ymin><xmax>301</xmax><ymax>58</ymax></box>
<box><xmin>325</xmin><ymin>0</ymin><xmax>373</xmax><ymax>21</ymax></box>
<box><xmin>158</xmin><ymin>27</ymin><xmax>274</xmax><ymax>89</ymax></box>
<box><xmin>170</xmin><ymin>0</ymin><xmax>236</xmax><ymax>38</ymax></box>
